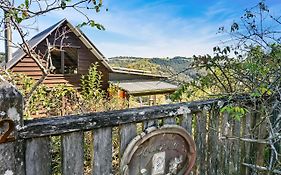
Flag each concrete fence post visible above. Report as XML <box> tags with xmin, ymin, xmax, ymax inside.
<box><xmin>0</xmin><ymin>76</ymin><xmax>24</xmax><ymax>175</ymax></box>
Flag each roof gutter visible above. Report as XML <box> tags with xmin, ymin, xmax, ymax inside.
<box><xmin>127</xmin><ymin>88</ymin><xmax>178</xmax><ymax>96</ymax></box>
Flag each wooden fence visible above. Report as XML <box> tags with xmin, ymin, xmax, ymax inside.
<box><xmin>0</xmin><ymin>78</ymin><xmax>280</xmax><ymax>175</ymax></box>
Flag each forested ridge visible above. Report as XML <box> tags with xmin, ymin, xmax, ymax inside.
<box><xmin>108</xmin><ymin>56</ymin><xmax>197</xmax><ymax>82</ymax></box>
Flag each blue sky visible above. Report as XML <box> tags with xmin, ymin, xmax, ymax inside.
<box><xmin>1</xmin><ymin>0</ymin><xmax>281</xmax><ymax>58</ymax></box>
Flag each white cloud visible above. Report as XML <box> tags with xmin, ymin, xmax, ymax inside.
<box><xmin>1</xmin><ymin>0</ymin><xmax>257</xmax><ymax>58</ymax></box>
<box><xmin>85</xmin><ymin>2</ymin><xmax>226</xmax><ymax>58</ymax></box>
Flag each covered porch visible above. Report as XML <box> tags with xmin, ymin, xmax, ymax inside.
<box><xmin>110</xmin><ymin>79</ymin><xmax>178</xmax><ymax>106</ymax></box>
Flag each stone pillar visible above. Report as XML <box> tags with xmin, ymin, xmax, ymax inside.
<box><xmin>0</xmin><ymin>76</ymin><xmax>24</xmax><ymax>175</ymax></box>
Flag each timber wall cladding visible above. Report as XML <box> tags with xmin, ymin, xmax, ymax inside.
<box><xmin>1</xmin><ymin>78</ymin><xmax>278</xmax><ymax>175</ymax></box>
<box><xmin>11</xmin><ymin>22</ymin><xmax>109</xmax><ymax>89</ymax></box>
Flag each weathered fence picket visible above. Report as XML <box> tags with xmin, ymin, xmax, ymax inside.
<box><xmin>120</xmin><ymin>123</ymin><xmax>137</xmax><ymax>157</ymax></box>
<box><xmin>195</xmin><ymin>111</ymin><xmax>208</xmax><ymax>175</ymax></box>
<box><xmin>62</xmin><ymin>131</ymin><xmax>84</xmax><ymax>175</ymax></box>
<box><xmin>180</xmin><ymin>113</ymin><xmax>193</xmax><ymax>135</ymax></box>
<box><xmin>93</xmin><ymin>127</ymin><xmax>112</xmax><ymax>175</ymax></box>
<box><xmin>232</xmin><ymin>119</ymin><xmax>241</xmax><ymax>173</ymax></box>
<box><xmin>208</xmin><ymin>108</ymin><xmax>219</xmax><ymax>174</ymax></box>
<box><xmin>164</xmin><ymin>117</ymin><xmax>176</xmax><ymax>125</ymax></box>
<box><xmin>221</xmin><ymin>112</ymin><xmax>231</xmax><ymax>175</ymax></box>
<box><xmin>240</xmin><ymin>112</ymin><xmax>251</xmax><ymax>174</ymax></box>
<box><xmin>0</xmin><ymin>78</ymin><xmax>280</xmax><ymax>175</ymax></box>
<box><xmin>25</xmin><ymin>137</ymin><xmax>52</xmax><ymax>175</ymax></box>
<box><xmin>143</xmin><ymin>119</ymin><xmax>157</xmax><ymax>129</ymax></box>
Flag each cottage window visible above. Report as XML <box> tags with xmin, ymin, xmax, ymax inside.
<box><xmin>51</xmin><ymin>47</ymin><xmax>78</xmax><ymax>74</ymax></box>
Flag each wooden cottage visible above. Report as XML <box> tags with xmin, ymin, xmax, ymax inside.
<box><xmin>4</xmin><ymin>19</ymin><xmax>177</xmax><ymax>101</ymax></box>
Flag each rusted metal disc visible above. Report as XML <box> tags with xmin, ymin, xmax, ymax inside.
<box><xmin>120</xmin><ymin>125</ymin><xmax>196</xmax><ymax>175</ymax></box>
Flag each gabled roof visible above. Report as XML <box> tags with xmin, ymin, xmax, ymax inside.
<box><xmin>6</xmin><ymin>19</ymin><xmax>113</xmax><ymax>71</ymax></box>
<box><xmin>6</xmin><ymin>19</ymin><xmax>65</xmax><ymax>69</ymax></box>
<box><xmin>65</xmin><ymin>21</ymin><xmax>112</xmax><ymax>71</ymax></box>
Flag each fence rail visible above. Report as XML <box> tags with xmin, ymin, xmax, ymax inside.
<box><xmin>19</xmin><ymin>98</ymin><xmax>218</xmax><ymax>139</ymax></box>
<box><xmin>0</xmin><ymin>78</ymin><xmax>280</xmax><ymax>175</ymax></box>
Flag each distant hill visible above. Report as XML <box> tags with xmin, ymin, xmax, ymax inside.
<box><xmin>109</xmin><ymin>56</ymin><xmax>145</xmax><ymax>60</ymax></box>
<box><xmin>108</xmin><ymin>56</ymin><xmax>145</xmax><ymax>67</ymax></box>
<box><xmin>108</xmin><ymin>56</ymin><xmax>197</xmax><ymax>82</ymax></box>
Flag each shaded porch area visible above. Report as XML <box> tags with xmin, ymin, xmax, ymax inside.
<box><xmin>110</xmin><ymin>79</ymin><xmax>178</xmax><ymax>106</ymax></box>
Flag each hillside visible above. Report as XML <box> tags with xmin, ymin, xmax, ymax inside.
<box><xmin>108</xmin><ymin>56</ymin><xmax>145</xmax><ymax>68</ymax></box>
<box><xmin>108</xmin><ymin>56</ymin><xmax>197</xmax><ymax>82</ymax></box>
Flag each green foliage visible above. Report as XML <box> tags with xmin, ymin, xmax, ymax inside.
<box><xmin>0</xmin><ymin>62</ymin><xmax>131</xmax><ymax>119</ymax></box>
<box><xmin>26</xmin><ymin>84</ymin><xmax>78</xmax><ymax>118</ymax></box>
<box><xmin>80</xmin><ymin>64</ymin><xmax>130</xmax><ymax>112</ymax></box>
<box><xmin>171</xmin><ymin>1</ymin><xmax>281</xmax><ymax>124</ymax></box>
<box><xmin>77</xmin><ymin>20</ymin><xmax>105</xmax><ymax>30</ymax></box>
<box><xmin>126</xmin><ymin>59</ymin><xmax>161</xmax><ymax>74</ymax></box>
<box><xmin>1</xmin><ymin>69</ymin><xmax>79</xmax><ymax>118</ymax></box>
<box><xmin>172</xmin><ymin>43</ymin><xmax>281</xmax><ymax>100</ymax></box>
<box><xmin>106</xmin><ymin>84</ymin><xmax>129</xmax><ymax>110</ymax></box>
<box><xmin>51</xmin><ymin>136</ymin><xmax>62</xmax><ymax>175</ymax></box>
<box><xmin>81</xmin><ymin>63</ymin><xmax>104</xmax><ymax>101</ymax></box>
<box><xmin>220</xmin><ymin>105</ymin><xmax>248</xmax><ymax>121</ymax></box>
<box><xmin>0</xmin><ymin>70</ymin><xmax>37</xmax><ymax>97</ymax></box>
<box><xmin>0</xmin><ymin>52</ymin><xmax>4</xmax><ymax>63</ymax></box>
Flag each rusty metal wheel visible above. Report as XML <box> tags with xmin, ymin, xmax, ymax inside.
<box><xmin>120</xmin><ymin>125</ymin><xmax>196</xmax><ymax>175</ymax></box>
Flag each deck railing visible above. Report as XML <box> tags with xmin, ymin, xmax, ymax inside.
<box><xmin>0</xmin><ymin>78</ymin><xmax>279</xmax><ymax>175</ymax></box>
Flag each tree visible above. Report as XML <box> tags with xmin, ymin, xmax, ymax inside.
<box><xmin>172</xmin><ymin>1</ymin><xmax>281</xmax><ymax>173</ymax></box>
<box><xmin>218</xmin><ymin>1</ymin><xmax>281</xmax><ymax>53</ymax></box>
